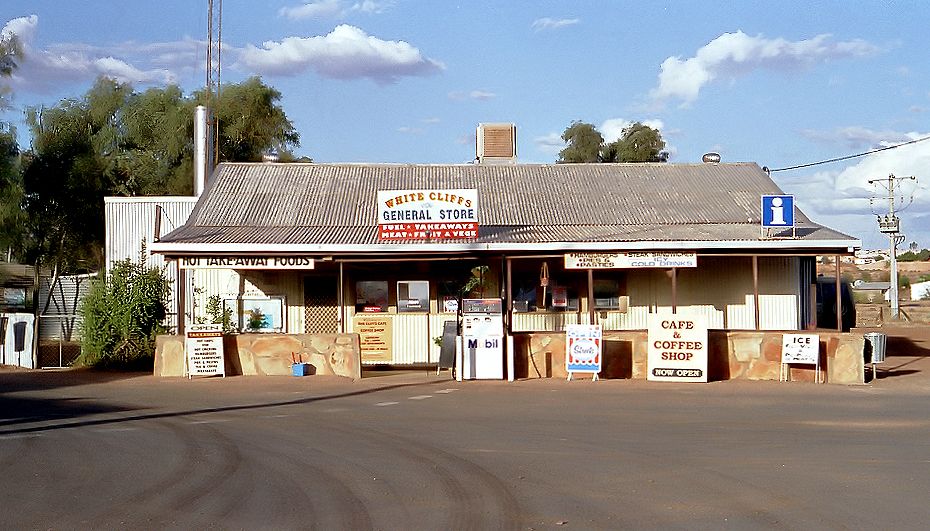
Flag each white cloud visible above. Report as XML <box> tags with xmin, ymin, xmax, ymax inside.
<box><xmin>600</xmin><ymin>118</ymin><xmax>665</xmax><ymax>143</ymax></box>
<box><xmin>534</xmin><ymin>132</ymin><xmax>564</xmax><ymax>154</ymax></box>
<box><xmin>279</xmin><ymin>0</ymin><xmax>394</xmax><ymax>20</ymax></box>
<box><xmin>2</xmin><ymin>15</ymin><xmax>190</xmax><ymax>93</ymax></box>
<box><xmin>650</xmin><ymin>31</ymin><xmax>879</xmax><ymax>106</ymax></box>
<box><xmin>448</xmin><ymin>89</ymin><xmax>496</xmax><ymax>101</ymax></box>
<box><xmin>779</xmin><ymin>132</ymin><xmax>930</xmax><ymax>248</ymax></box>
<box><xmin>802</xmin><ymin>126</ymin><xmax>914</xmax><ymax>150</ymax></box>
<box><xmin>352</xmin><ymin>1</ymin><xmax>394</xmax><ymax>14</ymax></box>
<box><xmin>531</xmin><ymin>18</ymin><xmax>580</xmax><ymax>32</ymax></box>
<box><xmin>279</xmin><ymin>0</ymin><xmax>343</xmax><ymax>20</ymax></box>
<box><xmin>239</xmin><ymin>24</ymin><xmax>444</xmax><ymax>83</ymax></box>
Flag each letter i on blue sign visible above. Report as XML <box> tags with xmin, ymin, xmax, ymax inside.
<box><xmin>762</xmin><ymin>195</ymin><xmax>794</xmax><ymax>227</ymax></box>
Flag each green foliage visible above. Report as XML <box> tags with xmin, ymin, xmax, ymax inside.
<box><xmin>199</xmin><ymin>77</ymin><xmax>300</xmax><ymax>162</ymax></box>
<box><xmin>558</xmin><ymin>120</ymin><xmax>666</xmax><ymax>163</ymax></box>
<box><xmin>918</xmin><ymin>274</ymin><xmax>930</xmax><ymax>283</ymax></box>
<box><xmin>602</xmin><ymin>122</ymin><xmax>667</xmax><ymax>162</ymax></box>
<box><xmin>205</xmin><ymin>294</ymin><xmax>235</xmax><ymax>333</ymax></box>
<box><xmin>559</xmin><ymin>121</ymin><xmax>603</xmax><ymax>163</ymax></box>
<box><xmin>79</xmin><ymin>248</ymin><xmax>170</xmax><ymax>369</ymax></box>
<box><xmin>7</xmin><ymin>75</ymin><xmax>300</xmax><ymax>272</ymax></box>
<box><xmin>246</xmin><ymin>307</ymin><xmax>266</xmax><ymax>331</ymax></box>
<box><xmin>899</xmin><ymin>275</ymin><xmax>911</xmax><ymax>288</ymax></box>
<box><xmin>859</xmin><ymin>271</ymin><xmax>872</xmax><ymax>282</ymax></box>
<box><xmin>0</xmin><ymin>124</ymin><xmax>23</xmax><ymax>253</ymax></box>
<box><xmin>896</xmin><ymin>249</ymin><xmax>929</xmax><ymax>262</ymax></box>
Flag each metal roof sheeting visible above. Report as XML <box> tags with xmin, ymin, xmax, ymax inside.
<box><xmin>156</xmin><ymin>162</ymin><xmax>857</xmax><ymax>252</ymax></box>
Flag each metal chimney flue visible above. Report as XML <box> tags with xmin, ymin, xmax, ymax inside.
<box><xmin>194</xmin><ymin>105</ymin><xmax>214</xmax><ymax>197</ymax></box>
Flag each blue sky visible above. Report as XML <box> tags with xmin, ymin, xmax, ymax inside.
<box><xmin>2</xmin><ymin>1</ymin><xmax>929</xmax><ymax>250</ymax></box>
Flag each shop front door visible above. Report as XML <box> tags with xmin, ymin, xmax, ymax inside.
<box><xmin>304</xmin><ymin>276</ymin><xmax>339</xmax><ymax>333</ymax></box>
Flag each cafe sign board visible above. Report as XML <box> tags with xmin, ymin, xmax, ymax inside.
<box><xmin>179</xmin><ymin>256</ymin><xmax>315</xmax><ymax>269</ymax></box>
<box><xmin>185</xmin><ymin>323</ymin><xmax>225</xmax><ymax>378</ymax></box>
<box><xmin>353</xmin><ymin>314</ymin><xmax>393</xmax><ymax>362</ymax></box>
<box><xmin>647</xmin><ymin>312</ymin><xmax>708</xmax><ymax>382</ymax></box>
<box><xmin>565</xmin><ymin>252</ymin><xmax>697</xmax><ymax>269</ymax></box>
<box><xmin>377</xmin><ymin>189</ymin><xmax>479</xmax><ymax>240</ymax></box>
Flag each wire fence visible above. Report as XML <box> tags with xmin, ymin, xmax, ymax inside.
<box><xmin>37</xmin><ymin>314</ymin><xmax>82</xmax><ymax>368</ymax></box>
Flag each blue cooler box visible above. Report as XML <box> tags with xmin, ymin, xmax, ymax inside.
<box><xmin>292</xmin><ymin>363</ymin><xmax>310</xmax><ymax>376</ymax></box>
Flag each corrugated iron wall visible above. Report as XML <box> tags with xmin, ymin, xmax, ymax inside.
<box><xmin>105</xmin><ymin>197</ymin><xmax>198</xmax><ymax>332</ymax></box>
<box><xmin>37</xmin><ymin>273</ymin><xmax>97</xmax><ymax>341</ymax></box>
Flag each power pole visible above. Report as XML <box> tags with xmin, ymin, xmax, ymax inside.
<box><xmin>868</xmin><ymin>173</ymin><xmax>916</xmax><ymax>319</ymax></box>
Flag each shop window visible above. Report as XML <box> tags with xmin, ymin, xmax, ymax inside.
<box><xmin>511</xmin><ymin>281</ymin><xmax>578</xmax><ymax>312</ymax></box>
<box><xmin>224</xmin><ymin>295</ymin><xmax>286</xmax><ymax>333</ymax></box>
<box><xmin>593</xmin><ymin>279</ymin><xmax>621</xmax><ymax>310</ymax></box>
<box><xmin>397</xmin><ymin>280</ymin><xmax>429</xmax><ymax>313</ymax></box>
<box><xmin>356</xmin><ymin>281</ymin><xmax>389</xmax><ymax>313</ymax></box>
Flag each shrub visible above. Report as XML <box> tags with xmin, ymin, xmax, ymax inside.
<box><xmin>79</xmin><ymin>250</ymin><xmax>170</xmax><ymax>369</ymax></box>
<box><xmin>205</xmin><ymin>294</ymin><xmax>235</xmax><ymax>332</ymax></box>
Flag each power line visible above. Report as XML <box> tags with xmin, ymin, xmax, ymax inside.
<box><xmin>769</xmin><ymin>134</ymin><xmax>930</xmax><ymax>173</ymax></box>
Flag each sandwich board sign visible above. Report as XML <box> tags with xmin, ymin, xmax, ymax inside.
<box><xmin>781</xmin><ymin>333</ymin><xmax>821</xmax><ymax>382</ymax></box>
<box><xmin>647</xmin><ymin>312</ymin><xmax>708</xmax><ymax>382</ymax></box>
<box><xmin>185</xmin><ymin>323</ymin><xmax>225</xmax><ymax>378</ymax></box>
<box><xmin>565</xmin><ymin>324</ymin><xmax>602</xmax><ymax>381</ymax></box>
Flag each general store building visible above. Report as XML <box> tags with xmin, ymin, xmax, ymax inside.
<box><xmin>147</xmin><ymin>136</ymin><xmax>865</xmax><ymax>383</ymax></box>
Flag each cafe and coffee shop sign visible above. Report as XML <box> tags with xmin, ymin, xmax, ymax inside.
<box><xmin>565</xmin><ymin>252</ymin><xmax>697</xmax><ymax>269</ymax></box>
<box><xmin>647</xmin><ymin>311</ymin><xmax>708</xmax><ymax>383</ymax></box>
<box><xmin>377</xmin><ymin>189</ymin><xmax>479</xmax><ymax>241</ymax></box>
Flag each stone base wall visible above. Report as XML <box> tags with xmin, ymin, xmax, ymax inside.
<box><xmin>514</xmin><ymin>331</ymin><xmax>864</xmax><ymax>385</ymax></box>
<box><xmin>155</xmin><ymin>333</ymin><xmax>362</xmax><ymax>379</ymax></box>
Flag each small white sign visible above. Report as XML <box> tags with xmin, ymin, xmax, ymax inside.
<box><xmin>782</xmin><ymin>334</ymin><xmax>819</xmax><ymax>364</ymax></box>
<box><xmin>647</xmin><ymin>312</ymin><xmax>708</xmax><ymax>382</ymax></box>
<box><xmin>185</xmin><ymin>323</ymin><xmax>225</xmax><ymax>378</ymax></box>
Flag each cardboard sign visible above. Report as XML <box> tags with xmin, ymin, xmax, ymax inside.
<box><xmin>185</xmin><ymin>323</ymin><xmax>225</xmax><ymax>378</ymax></box>
<box><xmin>566</xmin><ymin>324</ymin><xmax>602</xmax><ymax>374</ymax></box>
<box><xmin>782</xmin><ymin>334</ymin><xmax>819</xmax><ymax>364</ymax></box>
<box><xmin>647</xmin><ymin>312</ymin><xmax>708</xmax><ymax>382</ymax></box>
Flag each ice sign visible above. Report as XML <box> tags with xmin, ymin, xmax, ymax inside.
<box><xmin>761</xmin><ymin>195</ymin><xmax>795</xmax><ymax>228</ymax></box>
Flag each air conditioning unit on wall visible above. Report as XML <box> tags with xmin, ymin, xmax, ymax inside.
<box><xmin>476</xmin><ymin>123</ymin><xmax>516</xmax><ymax>164</ymax></box>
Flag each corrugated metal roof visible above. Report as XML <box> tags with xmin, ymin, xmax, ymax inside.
<box><xmin>158</xmin><ymin>162</ymin><xmax>857</xmax><ymax>251</ymax></box>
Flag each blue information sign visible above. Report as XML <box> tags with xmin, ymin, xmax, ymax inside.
<box><xmin>761</xmin><ymin>195</ymin><xmax>794</xmax><ymax>228</ymax></box>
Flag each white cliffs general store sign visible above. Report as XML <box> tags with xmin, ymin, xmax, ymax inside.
<box><xmin>377</xmin><ymin>189</ymin><xmax>479</xmax><ymax>240</ymax></box>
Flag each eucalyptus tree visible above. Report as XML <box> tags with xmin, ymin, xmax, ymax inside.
<box><xmin>558</xmin><ymin>120</ymin><xmax>666</xmax><ymax>163</ymax></box>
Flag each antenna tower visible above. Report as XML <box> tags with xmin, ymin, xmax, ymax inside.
<box><xmin>206</xmin><ymin>0</ymin><xmax>222</xmax><ymax>164</ymax></box>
